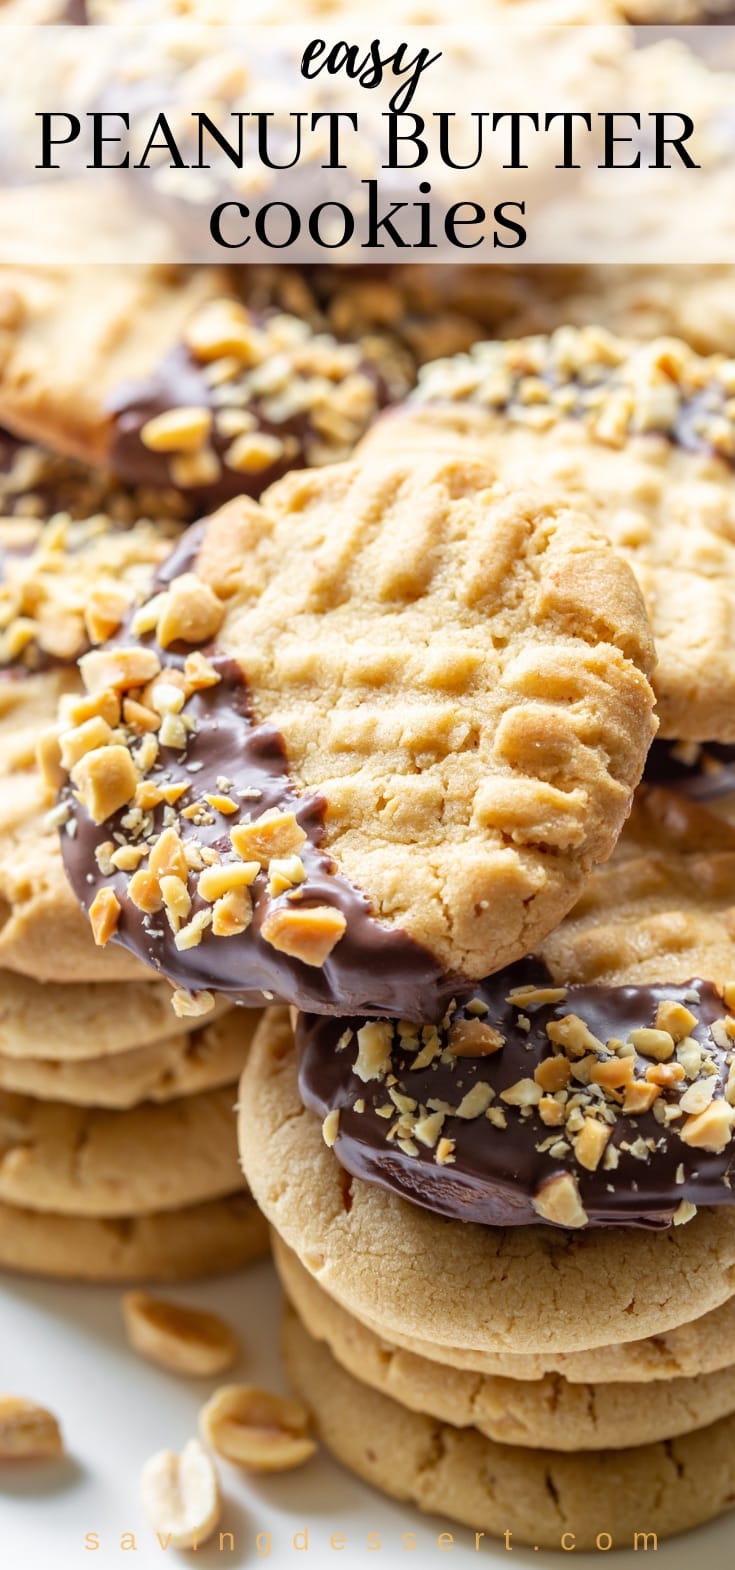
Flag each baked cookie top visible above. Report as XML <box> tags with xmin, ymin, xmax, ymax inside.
<box><xmin>54</xmin><ymin>454</ymin><xmax>655</xmax><ymax>1018</ymax></box>
<box><xmin>298</xmin><ymin>788</ymin><xmax>735</xmax><ymax>1229</ymax></box>
<box><xmin>363</xmin><ymin>325</ymin><xmax>735</xmax><ymax>741</ymax></box>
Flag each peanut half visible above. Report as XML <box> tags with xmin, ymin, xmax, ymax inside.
<box><xmin>123</xmin><ymin>1292</ymin><xmax>240</xmax><ymax>1377</ymax></box>
<box><xmin>141</xmin><ymin>1438</ymin><xmax>220</xmax><ymax>1551</ymax></box>
<box><xmin>200</xmin><ymin>1385</ymin><xmax>316</xmax><ymax>1472</ymax></box>
<box><xmin>0</xmin><ymin>1396</ymin><xmax>63</xmax><ymax>1460</ymax></box>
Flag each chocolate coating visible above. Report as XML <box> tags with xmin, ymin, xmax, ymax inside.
<box><xmin>107</xmin><ymin>328</ymin><xmax>396</xmax><ymax>513</ymax></box>
<box><xmin>107</xmin><ymin>345</ymin><xmax>274</xmax><ymax>512</ymax></box>
<box><xmin>297</xmin><ymin>961</ymin><xmax>735</xmax><ymax>1229</ymax></box>
<box><xmin>644</xmin><ymin>739</ymin><xmax>735</xmax><ymax>802</ymax></box>
<box><xmin>60</xmin><ymin>528</ymin><xmax>461</xmax><ymax>1021</ymax></box>
<box><xmin>412</xmin><ymin>328</ymin><xmax>735</xmax><ymax>468</ymax></box>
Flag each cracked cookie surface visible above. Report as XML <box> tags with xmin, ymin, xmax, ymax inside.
<box><xmin>56</xmin><ymin>456</ymin><xmax>656</xmax><ymax>1011</ymax></box>
<box><xmin>276</xmin><ymin>1238</ymin><xmax>735</xmax><ymax>1452</ymax></box>
<box><xmin>0</xmin><ymin>1001</ymin><xmax>255</xmax><ymax>1109</ymax></box>
<box><xmin>361</xmin><ymin>326</ymin><xmax>735</xmax><ymax>739</ymax></box>
<box><xmin>282</xmin><ymin>1305</ymin><xmax>735</xmax><ymax>1551</ymax></box>
<box><xmin>0</xmin><ymin>1191</ymin><xmax>267</xmax><ymax>1282</ymax></box>
<box><xmin>0</xmin><ymin>1081</ymin><xmax>244</xmax><ymax>1216</ymax></box>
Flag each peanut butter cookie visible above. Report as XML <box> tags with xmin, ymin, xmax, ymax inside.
<box><xmin>283</xmin><ymin>1305</ymin><xmax>735</xmax><ymax>1551</ymax></box>
<box><xmin>361</xmin><ymin>327</ymin><xmax>735</xmax><ymax>739</ymax></box>
<box><xmin>0</xmin><ymin>1002</ymin><xmax>254</xmax><ymax>1109</ymax></box>
<box><xmin>0</xmin><ymin>1191</ymin><xmax>267</xmax><ymax>1282</ymax></box>
<box><xmin>276</xmin><ymin>1240</ymin><xmax>735</xmax><ymax>1452</ymax></box>
<box><xmin>238</xmin><ymin>1008</ymin><xmax>735</xmax><ymax>1357</ymax></box>
<box><xmin>54</xmin><ymin>456</ymin><xmax>656</xmax><ymax>1016</ymax></box>
<box><xmin>0</xmin><ymin>1082</ymin><xmax>243</xmax><ymax>1216</ymax></box>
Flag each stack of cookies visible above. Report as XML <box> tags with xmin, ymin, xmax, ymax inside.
<box><xmin>0</xmin><ymin>468</ymin><xmax>267</xmax><ymax>1283</ymax></box>
<box><xmin>5</xmin><ymin>253</ymin><xmax>735</xmax><ymax>1545</ymax></box>
<box><xmin>0</xmin><ymin>263</ymin><xmax>414</xmax><ymax>1284</ymax></box>
<box><xmin>39</xmin><ymin>373</ymin><xmax>735</xmax><ymax>1545</ymax></box>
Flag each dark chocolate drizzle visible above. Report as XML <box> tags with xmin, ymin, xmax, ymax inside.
<box><xmin>60</xmin><ymin>526</ymin><xmax>461</xmax><ymax>1020</ymax></box>
<box><xmin>297</xmin><ymin>960</ymin><xmax>735</xmax><ymax>1229</ymax></box>
<box><xmin>644</xmin><ymin>739</ymin><xmax>735</xmax><ymax>802</ymax></box>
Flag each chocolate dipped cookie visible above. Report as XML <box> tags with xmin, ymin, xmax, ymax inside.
<box><xmin>52</xmin><ymin>456</ymin><xmax>655</xmax><ymax>1018</ymax></box>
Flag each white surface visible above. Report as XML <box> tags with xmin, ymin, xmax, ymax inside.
<box><xmin>1</xmin><ymin>1257</ymin><xmax>734</xmax><ymax>1570</ymax></box>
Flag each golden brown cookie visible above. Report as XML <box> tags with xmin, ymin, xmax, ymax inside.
<box><xmin>348</xmin><ymin>1290</ymin><xmax>735</xmax><ymax>1386</ymax></box>
<box><xmin>55</xmin><ymin>456</ymin><xmax>655</xmax><ymax>1017</ymax></box>
<box><xmin>283</xmin><ymin>1305</ymin><xmax>735</xmax><ymax>1551</ymax></box>
<box><xmin>276</xmin><ymin>1239</ymin><xmax>735</xmax><ymax>1451</ymax></box>
<box><xmin>238</xmin><ymin>1008</ymin><xmax>735</xmax><ymax>1357</ymax></box>
<box><xmin>0</xmin><ymin>1003</ymin><xmax>254</xmax><ymax>1108</ymax></box>
<box><xmin>543</xmin><ymin>784</ymin><xmax>735</xmax><ymax>990</ymax></box>
<box><xmin>0</xmin><ymin>969</ymin><xmax>225</xmax><ymax>1063</ymax></box>
<box><xmin>0</xmin><ymin>1082</ymin><xmax>243</xmax><ymax>1215</ymax></box>
<box><xmin>361</xmin><ymin>327</ymin><xmax>735</xmax><ymax>740</ymax></box>
<box><xmin>0</xmin><ymin>1191</ymin><xmax>267</xmax><ymax>1281</ymax></box>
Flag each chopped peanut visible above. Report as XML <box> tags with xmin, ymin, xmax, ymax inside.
<box><xmin>171</xmin><ymin>989</ymin><xmax>215</xmax><ymax>1019</ymax></box>
<box><xmin>140</xmin><ymin>406</ymin><xmax>213</xmax><ymax>454</ymax></box>
<box><xmin>538</xmin><ymin>1096</ymin><xmax>566</xmax><ymax>1126</ymax></box>
<box><xmin>260</xmin><ymin>903</ymin><xmax>346</xmax><ymax>966</ymax></box>
<box><xmin>532</xmin><ymin>1171</ymin><xmax>588</xmax><ymax>1228</ymax></box>
<box><xmin>322</xmin><ymin>1110</ymin><xmax>340</xmax><ymax>1148</ymax></box>
<box><xmin>184</xmin><ymin>299</ymin><xmax>262</xmax><ymax>363</ymax></box>
<box><xmin>268</xmin><ymin>855</ymin><xmax>307</xmax><ymax>896</ymax></box>
<box><xmin>71</xmin><ymin>745</ymin><xmax>138</xmax><ymax>824</ymax></box>
<box><xmin>534</xmin><ymin>1055</ymin><xmax>571</xmax><ymax>1092</ymax></box>
<box><xmin>680</xmin><ymin>1099</ymin><xmax>735</xmax><ymax>1153</ymax></box>
<box><xmin>80</xmin><ymin>645</ymin><xmax>161</xmax><ymax>693</ymax></box>
<box><xmin>212</xmin><ymin>888</ymin><xmax>252</xmax><ymax>937</ymax></box>
<box><xmin>546</xmin><ymin>1015</ymin><xmax>605</xmax><ymax>1058</ymax></box>
<box><xmin>574</xmin><ymin>1117</ymin><xmax>612</xmax><ymax>1172</ymax></box>
<box><xmin>88</xmin><ymin>887</ymin><xmax>121</xmax><ymax>947</ymax></box>
<box><xmin>654</xmin><ymin>1001</ymin><xmax>698</xmax><ymax>1042</ymax></box>
<box><xmin>446</xmin><ymin>1018</ymin><xmax>504</xmax><ymax>1057</ymax></box>
<box><xmin>354</xmin><ymin>1021</ymin><xmax>393</xmax><ymax>1082</ymax></box>
<box><xmin>184</xmin><ymin>651</ymin><xmax>221</xmax><ymax>691</ymax></box>
<box><xmin>646</xmin><ymin>1062</ymin><xmax>685</xmax><ymax>1088</ymax></box>
<box><xmin>59</xmin><ymin>716</ymin><xmax>112</xmax><ymax>772</ymax></box>
<box><xmin>591</xmin><ymin>1056</ymin><xmax>635</xmax><ymax>1090</ymax></box>
<box><xmin>198</xmin><ymin>862</ymin><xmax>259</xmax><ymax>902</ymax></box>
<box><xmin>628</xmin><ymin>1028</ymin><xmax>675</xmax><ymax>1062</ymax></box>
<box><xmin>156</xmin><ymin>574</ymin><xmax>224</xmax><ymax>649</ymax></box>
<box><xmin>621</xmin><ymin>1080</ymin><xmax>661</xmax><ymax>1115</ymax></box>
<box><xmin>129</xmin><ymin>870</ymin><xmax>164</xmax><ymax>914</ymax></box>
<box><xmin>230</xmin><ymin>810</ymin><xmax>307</xmax><ymax>865</ymax></box>
<box><xmin>84</xmin><ymin>587</ymin><xmax>130</xmax><ymax>645</ymax></box>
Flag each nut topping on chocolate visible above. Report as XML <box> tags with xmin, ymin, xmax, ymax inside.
<box><xmin>296</xmin><ymin>962</ymin><xmax>735</xmax><ymax>1230</ymax></box>
<box><xmin>52</xmin><ymin>529</ymin><xmax>458</xmax><ymax>1022</ymax></box>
